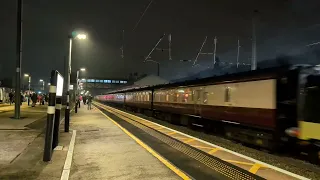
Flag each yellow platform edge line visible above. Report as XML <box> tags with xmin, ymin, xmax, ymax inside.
<box><xmin>222</xmin><ymin>159</ymin><xmax>255</xmax><ymax>166</ymax></box>
<box><xmin>249</xmin><ymin>163</ymin><xmax>262</xmax><ymax>174</ymax></box>
<box><xmin>154</xmin><ymin>127</ymin><xmax>164</xmax><ymax>130</ymax></box>
<box><xmin>167</xmin><ymin>132</ymin><xmax>177</xmax><ymax>135</ymax></box>
<box><xmin>183</xmin><ymin>138</ymin><xmax>195</xmax><ymax>143</ymax></box>
<box><xmin>208</xmin><ymin>148</ymin><xmax>220</xmax><ymax>154</ymax></box>
<box><xmin>192</xmin><ymin>145</ymin><xmax>214</xmax><ymax>150</ymax></box>
<box><xmin>96</xmin><ymin>107</ymin><xmax>191</xmax><ymax>180</ymax></box>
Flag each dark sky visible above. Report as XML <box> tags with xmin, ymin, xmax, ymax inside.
<box><xmin>1</xmin><ymin>0</ymin><xmax>320</xmax><ymax>83</ymax></box>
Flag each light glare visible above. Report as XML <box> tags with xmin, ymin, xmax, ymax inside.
<box><xmin>76</xmin><ymin>34</ymin><xmax>87</xmax><ymax>40</ymax></box>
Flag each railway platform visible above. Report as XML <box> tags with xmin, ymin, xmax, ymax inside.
<box><xmin>65</xmin><ymin>104</ymin><xmax>181</xmax><ymax>180</ymax></box>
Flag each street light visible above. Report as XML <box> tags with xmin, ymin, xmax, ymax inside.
<box><xmin>24</xmin><ymin>74</ymin><xmax>31</xmax><ymax>106</ymax></box>
<box><xmin>39</xmin><ymin>79</ymin><xmax>44</xmax><ymax>91</ymax></box>
<box><xmin>75</xmin><ymin>67</ymin><xmax>86</xmax><ymax>113</ymax></box>
<box><xmin>65</xmin><ymin>31</ymin><xmax>87</xmax><ymax>131</ymax></box>
<box><xmin>76</xmin><ymin>34</ymin><xmax>87</xmax><ymax>40</ymax></box>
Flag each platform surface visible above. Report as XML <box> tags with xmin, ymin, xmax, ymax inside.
<box><xmin>68</xmin><ymin>105</ymin><xmax>180</xmax><ymax>180</ymax></box>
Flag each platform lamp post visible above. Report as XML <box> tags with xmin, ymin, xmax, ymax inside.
<box><xmin>39</xmin><ymin>79</ymin><xmax>45</xmax><ymax>91</ymax></box>
<box><xmin>75</xmin><ymin>68</ymin><xmax>85</xmax><ymax>113</ymax></box>
<box><xmin>14</xmin><ymin>0</ymin><xmax>23</xmax><ymax>119</ymax></box>
<box><xmin>24</xmin><ymin>74</ymin><xmax>31</xmax><ymax>106</ymax></box>
<box><xmin>65</xmin><ymin>32</ymin><xmax>87</xmax><ymax>132</ymax></box>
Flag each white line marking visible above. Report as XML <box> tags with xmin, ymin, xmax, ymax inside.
<box><xmin>221</xmin><ymin>120</ymin><xmax>240</xmax><ymax>125</ymax></box>
<box><xmin>192</xmin><ymin>123</ymin><xmax>204</xmax><ymax>127</ymax></box>
<box><xmin>60</xmin><ymin>130</ymin><xmax>77</xmax><ymax>180</ymax></box>
<box><xmin>54</xmin><ymin>146</ymin><xmax>63</xmax><ymax>151</ymax></box>
<box><xmin>98</xmin><ymin>103</ymin><xmax>310</xmax><ymax>180</ymax></box>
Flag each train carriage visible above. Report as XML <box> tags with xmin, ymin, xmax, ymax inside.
<box><xmin>96</xmin><ymin>65</ymin><xmax>320</xmax><ymax>161</ymax></box>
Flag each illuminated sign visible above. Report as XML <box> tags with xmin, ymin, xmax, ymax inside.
<box><xmin>56</xmin><ymin>73</ymin><xmax>64</xmax><ymax>96</ymax></box>
<box><xmin>69</xmin><ymin>85</ymin><xmax>74</xmax><ymax>90</ymax></box>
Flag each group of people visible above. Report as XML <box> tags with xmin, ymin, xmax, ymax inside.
<box><xmin>29</xmin><ymin>93</ymin><xmax>48</xmax><ymax>107</ymax></box>
<box><xmin>7</xmin><ymin>91</ymin><xmax>47</xmax><ymax>107</ymax></box>
<box><xmin>76</xmin><ymin>95</ymin><xmax>93</xmax><ymax>110</ymax></box>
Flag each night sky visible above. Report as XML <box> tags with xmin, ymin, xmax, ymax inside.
<box><xmin>1</xmin><ymin>0</ymin><xmax>320</xmax><ymax>83</ymax></box>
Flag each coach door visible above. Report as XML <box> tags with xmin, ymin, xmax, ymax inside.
<box><xmin>194</xmin><ymin>87</ymin><xmax>203</xmax><ymax>116</ymax></box>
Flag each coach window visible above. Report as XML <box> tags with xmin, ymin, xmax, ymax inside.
<box><xmin>225</xmin><ymin>87</ymin><xmax>231</xmax><ymax>102</ymax></box>
<box><xmin>147</xmin><ymin>92</ymin><xmax>151</xmax><ymax>101</ymax></box>
<box><xmin>196</xmin><ymin>90</ymin><xmax>201</xmax><ymax>101</ymax></box>
<box><xmin>203</xmin><ymin>92</ymin><xmax>208</xmax><ymax>104</ymax></box>
<box><xmin>173</xmin><ymin>92</ymin><xmax>177</xmax><ymax>102</ymax></box>
<box><xmin>191</xmin><ymin>90</ymin><xmax>195</xmax><ymax>101</ymax></box>
<box><xmin>153</xmin><ymin>93</ymin><xmax>157</xmax><ymax>102</ymax></box>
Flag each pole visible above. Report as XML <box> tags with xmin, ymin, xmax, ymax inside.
<box><xmin>251</xmin><ymin>10</ymin><xmax>258</xmax><ymax>70</ymax></box>
<box><xmin>212</xmin><ymin>37</ymin><xmax>217</xmax><ymax>69</ymax></box>
<box><xmin>168</xmin><ymin>34</ymin><xmax>172</xmax><ymax>60</ymax></box>
<box><xmin>237</xmin><ymin>39</ymin><xmax>240</xmax><ymax>68</ymax></box>
<box><xmin>144</xmin><ymin>33</ymin><xmax>166</xmax><ymax>61</ymax></box>
<box><xmin>28</xmin><ymin>76</ymin><xmax>31</xmax><ymax>106</ymax></box>
<box><xmin>52</xmin><ymin>97</ymin><xmax>61</xmax><ymax>149</ymax></box>
<box><xmin>65</xmin><ymin>37</ymin><xmax>72</xmax><ymax>132</ymax></box>
<box><xmin>75</xmin><ymin>70</ymin><xmax>79</xmax><ymax>113</ymax></box>
<box><xmin>14</xmin><ymin>0</ymin><xmax>23</xmax><ymax>119</ymax></box>
<box><xmin>43</xmin><ymin>71</ymin><xmax>57</xmax><ymax>162</ymax></box>
<box><xmin>193</xmin><ymin>36</ymin><xmax>207</xmax><ymax>66</ymax></box>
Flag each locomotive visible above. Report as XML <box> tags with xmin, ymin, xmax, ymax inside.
<box><xmin>96</xmin><ymin>65</ymin><xmax>320</xmax><ymax>163</ymax></box>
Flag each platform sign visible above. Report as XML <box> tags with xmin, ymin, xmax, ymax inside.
<box><xmin>56</xmin><ymin>73</ymin><xmax>64</xmax><ymax>97</ymax></box>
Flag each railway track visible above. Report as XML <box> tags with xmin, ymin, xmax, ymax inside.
<box><xmin>94</xmin><ymin>101</ymin><xmax>318</xmax><ymax>180</ymax></box>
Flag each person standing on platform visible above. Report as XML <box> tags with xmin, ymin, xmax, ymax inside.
<box><xmin>9</xmin><ymin>91</ymin><xmax>13</xmax><ymax>105</ymax></box>
<box><xmin>87</xmin><ymin>95</ymin><xmax>92</xmax><ymax>110</ymax></box>
<box><xmin>31</xmin><ymin>93</ymin><xmax>37</xmax><ymax>107</ymax></box>
<box><xmin>83</xmin><ymin>95</ymin><xmax>87</xmax><ymax>105</ymax></box>
<box><xmin>78</xmin><ymin>95</ymin><xmax>81</xmax><ymax>108</ymax></box>
<box><xmin>20</xmin><ymin>93</ymin><xmax>24</xmax><ymax>105</ymax></box>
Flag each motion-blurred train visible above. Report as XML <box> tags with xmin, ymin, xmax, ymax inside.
<box><xmin>96</xmin><ymin>65</ymin><xmax>320</xmax><ymax>163</ymax></box>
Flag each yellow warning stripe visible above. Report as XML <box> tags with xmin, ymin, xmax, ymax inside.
<box><xmin>192</xmin><ymin>145</ymin><xmax>214</xmax><ymax>150</ymax></box>
<box><xmin>154</xmin><ymin>127</ymin><xmax>164</xmax><ymax>130</ymax></box>
<box><xmin>223</xmin><ymin>160</ymin><xmax>255</xmax><ymax>166</ymax></box>
<box><xmin>183</xmin><ymin>138</ymin><xmax>195</xmax><ymax>143</ymax></box>
<box><xmin>97</xmin><ymin>108</ymin><xmax>191</xmax><ymax>180</ymax></box>
<box><xmin>208</xmin><ymin>148</ymin><xmax>220</xmax><ymax>154</ymax></box>
<box><xmin>249</xmin><ymin>163</ymin><xmax>262</xmax><ymax>174</ymax></box>
<box><xmin>167</xmin><ymin>132</ymin><xmax>177</xmax><ymax>135</ymax></box>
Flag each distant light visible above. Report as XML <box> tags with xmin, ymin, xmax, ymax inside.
<box><xmin>48</xmin><ymin>83</ymin><xmax>51</xmax><ymax>86</ymax></box>
<box><xmin>81</xmin><ymin>78</ymin><xmax>86</xmax><ymax>81</ymax></box>
<box><xmin>76</xmin><ymin>34</ymin><xmax>87</xmax><ymax>40</ymax></box>
<box><xmin>38</xmin><ymin>91</ymin><xmax>42</xmax><ymax>94</ymax></box>
<box><xmin>80</xmin><ymin>68</ymin><xmax>86</xmax><ymax>71</ymax></box>
<box><xmin>24</xmin><ymin>74</ymin><xmax>29</xmax><ymax>77</ymax></box>
<box><xmin>39</xmin><ymin>79</ymin><xmax>43</xmax><ymax>82</ymax></box>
